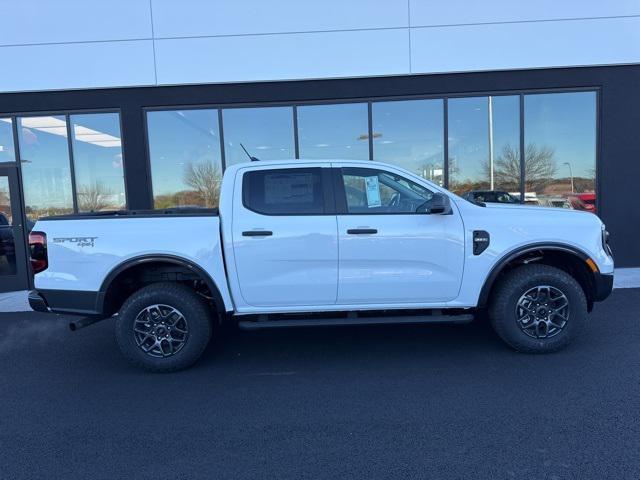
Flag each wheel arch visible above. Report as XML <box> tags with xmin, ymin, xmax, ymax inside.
<box><xmin>477</xmin><ymin>242</ymin><xmax>598</xmax><ymax>310</ymax></box>
<box><xmin>99</xmin><ymin>254</ymin><xmax>226</xmax><ymax>316</ymax></box>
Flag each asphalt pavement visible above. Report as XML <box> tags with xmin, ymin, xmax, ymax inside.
<box><xmin>0</xmin><ymin>289</ymin><xmax>639</xmax><ymax>479</ymax></box>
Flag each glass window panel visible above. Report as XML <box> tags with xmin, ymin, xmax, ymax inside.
<box><xmin>147</xmin><ymin>109</ymin><xmax>223</xmax><ymax>209</ymax></box>
<box><xmin>297</xmin><ymin>103</ymin><xmax>369</xmax><ymax>159</ymax></box>
<box><xmin>70</xmin><ymin>113</ymin><xmax>126</xmax><ymax>212</ymax></box>
<box><xmin>0</xmin><ymin>118</ymin><xmax>16</xmax><ymax>163</ymax></box>
<box><xmin>447</xmin><ymin>97</ymin><xmax>489</xmax><ymax>195</ymax></box>
<box><xmin>18</xmin><ymin>115</ymin><xmax>74</xmax><ymax>221</ymax></box>
<box><xmin>448</xmin><ymin>96</ymin><xmax>521</xmax><ymax>199</ymax></box>
<box><xmin>372</xmin><ymin>99</ymin><xmax>444</xmax><ymax>185</ymax></box>
<box><xmin>486</xmin><ymin>95</ymin><xmax>521</xmax><ymax>197</ymax></box>
<box><xmin>223</xmin><ymin>107</ymin><xmax>294</xmax><ymax>166</ymax></box>
<box><xmin>524</xmin><ymin>92</ymin><xmax>597</xmax><ymax>212</ymax></box>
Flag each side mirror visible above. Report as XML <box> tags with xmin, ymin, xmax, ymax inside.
<box><xmin>416</xmin><ymin>193</ymin><xmax>452</xmax><ymax>215</ymax></box>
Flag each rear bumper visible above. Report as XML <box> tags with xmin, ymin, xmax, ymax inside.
<box><xmin>593</xmin><ymin>273</ymin><xmax>614</xmax><ymax>302</ymax></box>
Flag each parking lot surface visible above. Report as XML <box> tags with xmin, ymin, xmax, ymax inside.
<box><xmin>0</xmin><ymin>289</ymin><xmax>638</xmax><ymax>479</ymax></box>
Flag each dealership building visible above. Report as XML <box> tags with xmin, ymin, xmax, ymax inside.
<box><xmin>0</xmin><ymin>1</ymin><xmax>639</xmax><ymax>293</ymax></box>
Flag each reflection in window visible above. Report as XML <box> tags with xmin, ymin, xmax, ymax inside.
<box><xmin>147</xmin><ymin>110</ymin><xmax>223</xmax><ymax>209</ymax></box>
<box><xmin>297</xmin><ymin>103</ymin><xmax>369</xmax><ymax>159</ymax></box>
<box><xmin>71</xmin><ymin>113</ymin><xmax>126</xmax><ymax>212</ymax></box>
<box><xmin>0</xmin><ymin>118</ymin><xmax>16</xmax><ymax>163</ymax></box>
<box><xmin>448</xmin><ymin>96</ymin><xmax>520</xmax><ymax>197</ymax></box>
<box><xmin>372</xmin><ymin>100</ymin><xmax>444</xmax><ymax>185</ymax></box>
<box><xmin>486</xmin><ymin>96</ymin><xmax>521</xmax><ymax>196</ymax></box>
<box><xmin>18</xmin><ymin>116</ymin><xmax>74</xmax><ymax>221</ymax></box>
<box><xmin>448</xmin><ymin>97</ymin><xmax>488</xmax><ymax>195</ymax></box>
<box><xmin>223</xmin><ymin>107</ymin><xmax>294</xmax><ymax>165</ymax></box>
<box><xmin>524</xmin><ymin>92</ymin><xmax>596</xmax><ymax>211</ymax></box>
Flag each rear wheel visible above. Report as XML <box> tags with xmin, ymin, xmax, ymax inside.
<box><xmin>489</xmin><ymin>264</ymin><xmax>587</xmax><ymax>353</ymax></box>
<box><xmin>115</xmin><ymin>283</ymin><xmax>212</xmax><ymax>372</ymax></box>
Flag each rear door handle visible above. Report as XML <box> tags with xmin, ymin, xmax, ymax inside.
<box><xmin>347</xmin><ymin>228</ymin><xmax>378</xmax><ymax>235</ymax></box>
<box><xmin>242</xmin><ymin>230</ymin><xmax>273</xmax><ymax>237</ymax></box>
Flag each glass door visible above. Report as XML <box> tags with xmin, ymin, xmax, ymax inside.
<box><xmin>0</xmin><ymin>167</ymin><xmax>29</xmax><ymax>292</ymax></box>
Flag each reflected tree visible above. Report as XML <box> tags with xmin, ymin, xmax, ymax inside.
<box><xmin>183</xmin><ymin>162</ymin><xmax>222</xmax><ymax>208</ymax></box>
<box><xmin>482</xmin><ymin>144</ymin><xmax>557</xmax><ymax>193</ymax></box>
<box><xmin>77</xmin><ymin>182</ymin><xmax>115</xmax><ymax>212</ymax></box>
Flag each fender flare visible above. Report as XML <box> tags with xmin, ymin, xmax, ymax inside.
<box><xmin>476</xmin><ymin>242</ymin><xmax>593</xmax><ymax>308</ymax></box>
<box><xmin>99</xmin><ymin>254</ymin><xmax>226</xmax><ymax>314</ymax></box>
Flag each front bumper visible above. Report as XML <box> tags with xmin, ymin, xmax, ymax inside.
<box><xmin>593</xmin><ymin>273</ymin><xmax>614</xmax><ymax>302</ymax></box>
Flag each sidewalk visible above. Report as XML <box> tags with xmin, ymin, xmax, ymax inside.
<box><xmin>0</xmin><ymin>290</ymin><xmax>31</xmax><ymax>312</ymax></box>
<box><xmin>2</xmin><ymin>268</ymin><xmax>639</xmax><ymax>313</ymax></box>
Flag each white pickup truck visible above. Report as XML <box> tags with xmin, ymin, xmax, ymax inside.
<box><xmin>28</xmin><ymin>159</ymin><xmax>614</xmax><ymax>371</ymax></box>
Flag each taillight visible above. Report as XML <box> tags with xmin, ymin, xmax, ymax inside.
<box><xmin>29</xmin><ymin>231</ymin><xmax>48</xmax><ymax>274</ymax></box>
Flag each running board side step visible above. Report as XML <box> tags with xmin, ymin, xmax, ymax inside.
<box><xmin>237</xmin><ymin>314</ymin><xmax>474</xmax><ymax>330</ymax></box>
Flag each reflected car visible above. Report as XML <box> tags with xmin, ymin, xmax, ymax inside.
<box><xmin>568</xmin><ymin>193</ymin><xmax>596</xmax><ymax>213</ymax></box>
<box><xmin>462</xmin><ymin>190</ymin><xmax>520</xmax><ymax>204</ymax></box>
<box><xmin>539</xmin><ymin>196</ymin><xmax>571</xmax><ymax>209</ymax></box>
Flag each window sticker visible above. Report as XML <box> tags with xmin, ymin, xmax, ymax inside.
<box><xmin>364</xmin><ymin>175</ymin><xmax>381</xmax><ymax>208</ymax></box>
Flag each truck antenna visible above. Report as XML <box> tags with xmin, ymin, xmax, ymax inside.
<box><xmin>240</xmin><ymin>143</ymin><xmax>259</xmax><ymax>162</ymax></box>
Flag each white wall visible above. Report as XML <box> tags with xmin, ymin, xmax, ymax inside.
<box><xmin>0</xmin><ymin>0</ymin><xmax>639</xmax><ymax>92</ymax></box>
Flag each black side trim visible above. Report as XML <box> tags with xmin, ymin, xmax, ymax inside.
<box><xmin>593</xmin><ymin>273</ymin><xmax>614</xmax><ymax>302</ymax></box>
<box><xmin>477</xmin><ymin>242</ymin><xmax>593</xmax><ymax>307</ymax></box>
<box><xmin>35</xmin><ymin>289</ymin><xmax>102</xmax><ymax>316</ymax></box>
<box><xmin>99</xmin><ymin>254</ymin><xmax>227</xmax><ymax>313</ymax></box>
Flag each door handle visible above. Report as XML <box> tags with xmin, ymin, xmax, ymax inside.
<box><xmin>242</xmin><ymin>230</ymin><xmax>273</xmax><ymax>237</ymax></box>
<box><xmin>347</xmin><ymin>228</ymin><xmax>377</xmax><ymax>235</ymax></box>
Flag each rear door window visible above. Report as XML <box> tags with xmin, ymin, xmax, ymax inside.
<box><xmin>243</xmin><ymin>168</ymin><xmax>326</xmax><ymax>215</ymax></box>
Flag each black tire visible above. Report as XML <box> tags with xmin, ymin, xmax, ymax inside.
<box><xmin>115</xmin><ymin>283</ymin><xmax>212</xmax><ymax>372</ymax></box>
<box><xmin>488</xmin><ymin>264</ymin><xmax>587</xmax><ymax>353</ymax></box>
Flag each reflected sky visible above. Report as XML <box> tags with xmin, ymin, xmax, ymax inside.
<box><xmin>18</xmin><ymin>115</ymin><xmax>74</xmax><ymax>214</ymax></box>
<box><xmin>298</xmin><ymin>103</ymin><xmax>369</xmax><ymax>159</ymax></box>
<box><xmin>147</xmin><ymin>109</ymin><xmax>222</xmax><ymax>199</ymax></box>
<box><xmin>71</xmin><ymin>113</ymin><xmax>125</xmax><ymax>211</ymax></box>
<box><xmin>448</xmin><ymin>95</ymin><xmax>520</xmax><ymax>192</ymax></box>
<box><xmin>525</xmin><ymin>91</ymin><xmax>596</xmax><ymax>180</ymax></box>
<box><xmin>372</xmin><ymin>99</ymin><xmax>444</xmax><ymax>184</ymax></box>
<box><xmin>0</xmin><ymin>119</ymin><xmax>16</xmax><ymax>163</ymax></box>
<box><xmin>223</xmin><ymin>106</ymin><xmax>294</xmax><ymax>165</ymax></box>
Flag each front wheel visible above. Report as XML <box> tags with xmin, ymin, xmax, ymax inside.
<box><xmin>489</xmin><ymin>264</ymin><xmax>587</xmax><ymax>353</ymax></box>
<box><xmin>115</xmin><ymin>283</ymin><xmax>212</xmax><ymax>372</ymax></box>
